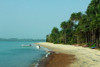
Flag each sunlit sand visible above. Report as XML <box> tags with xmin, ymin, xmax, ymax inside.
<box><xmin>34</xmin><ymin>42</ymin><xmax>100</xmax><ymax>67</ymax></box>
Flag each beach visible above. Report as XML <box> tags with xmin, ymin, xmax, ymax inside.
<box><xmin>36</xmin><ymin>51</ymin><xmax>76</xmax><ymax>67</ymax></box>
<box><xmin>34</xmin><ymin>42</ymin><xmax>100</xmax><ymax>67</ymax></box>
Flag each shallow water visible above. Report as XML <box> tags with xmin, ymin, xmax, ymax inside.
<box><xmin>0</xmin><ymin>41</ymin><xmax>47</xmax><ymax>67</ymax></box>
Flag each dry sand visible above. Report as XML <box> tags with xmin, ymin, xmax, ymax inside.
<box><xmin>34</xmin><ymin>42</ymin><xmax>100</xmax><ymax>67</ymax></box>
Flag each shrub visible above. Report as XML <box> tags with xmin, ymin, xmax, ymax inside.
<box><xmin>80</xmin><ymin>43</ymin><xmax>86</xmax><ymax>46</ymax></box>
<box><xmin>67</xmin><ymin>37</ymin><xmax>75</xmax><ymax>45</ymax></box>
<box><xmin>92</xmin><ymin>44</ymin><xmax>96</xmax><ymax>47</ymax></box>
<box><xmin>53</xmin><ymin>41</ymin><xmax>58</xmax><ymax>44</ymax></box>
<box><xmin>99</xmin><ymin>40</ymin><xmax>100</xmax><ymax>44</ymax></box>
<box><xmin>87</xmin><ymin>42</ymin><xmax>93</xmax><ymax>47</ymax></box>
<box><xmin>59</xmin><ymin>41</ymin><xmax>62</xmax><ymax>44</ymax></box>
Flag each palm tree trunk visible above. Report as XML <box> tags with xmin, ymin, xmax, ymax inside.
<box><xmin>87</xmin><ymin>32</ymin><xmax>89</xmax><ymax>43</ymax></box>
<box><xmin>65</xmin><ymin>32</ymin><xmax>66</xmax><ymax>44</ymax></box>
<box><xmin>92</xmin><ymin>30</ymin><xmax>94</xmax><ymax>44</ymax></box>
<box><xmin>85</xmin><ymin>33</ymin><xmax>88</xmax><ymax>43</ymax></box>
<box><xmin>77</xmin><ymin>37</ymin><xmax>79</xmax><ymax>44</ymax></box>
<box><xmin>64</xmin><ymin>29</ymin><xmax>66</xmax><ymax>44</ymax></box>
<box><xmin>93</xmin><ymin>30</ymin><xmax>96</xmax><ymax>43</ymax></box>
<box><xmin>88</xmin><ymin>32</ymin><xmax>90</xmax><ymax>42</ymax></box>
<box><xmin>96</xmin><ymin>28</ymin><xmax>99</xmax><ymax>48</ymax></box>
<box><xmin>90</xmin><ymin>32</ymin><xmax>92</xmax><ymax>42</ymax></box>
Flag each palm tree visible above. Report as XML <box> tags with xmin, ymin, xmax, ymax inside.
<box><xmin>51</xmin><ymin>27</ymin><xmax>59</xmax><ymax>34</ymax></box>
<box><xmin>86</xmin><ymin>0</ymin><xmax>100</xmax><ymax>47</ymax></box>
<box><xmin>70</xmin><ymin>12</ymin><xmax>82</xmax><ymax>22</ymax></box>
<box><xmin>59</xmin><ymin>30</ymin><xmax>65</xmax><ymax>43</ymax></box>
<box><xmin>50</xmin><ymin>27</ymin><xmax>59</xmax><ymax>43</ymax></box>
<box><xmin>70</xmin><ymin>12</ymin><xmax>83</xmax><ymax>43</ymax></box>
<box><xmin>60</xmin><ymin>21</ymin><xmax>67</xmax><ymax>44</ymax></box>
<box><xmin>66</xmin><ymin>20</ymin><xmax>74</xmax><ymax>29</ymax></box>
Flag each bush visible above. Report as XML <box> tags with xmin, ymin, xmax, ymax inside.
<box><xmin>87</xmin><ymin>42</ymin><xmax>93</xmax><ymax>47</ymax></box>
<box><xmin>58</xmin><ymin>41</ymin><xmax>62</xmax><ymax>44</ymax></box>
<box><xmin>80</xmin><ymin>43</ymin><xmax>86</xmax><ymax>46</ymax></box>
<box><xmin>92</xmin><ymin>44</ymin><xmax>96</xmax><ymax>47</ymax></box>
<box><xmin>67</xmin><ymin>37</ymin><xmax>75</xmax><ymax>45</ymax></box>
<box><xmin>53</xmin><ymin>41</ymin><xmax>58</xmax><ymax>44</ymax></box>
<box><xmin>99</xmin><ymin>40</ymin><xmax>100</xmax><ymax>44</ymax></box>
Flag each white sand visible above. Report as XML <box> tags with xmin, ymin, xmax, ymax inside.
<box><xmin>34</xmin><ymin>42</ymin><xmax>100</xmax><ymax>67</ymax></box>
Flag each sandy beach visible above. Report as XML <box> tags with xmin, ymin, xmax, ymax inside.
<box><xmin>37</xmin><ymin>52</ymin><xmax>76</xmax><ymax>67</ymax></box>
<box><xmin>34</xmin><ymin>42</ymin><xmax>100</xmax><ymax>67</ymax></box>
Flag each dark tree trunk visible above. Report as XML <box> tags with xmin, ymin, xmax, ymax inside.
<box><xmin>93</xmin><ymin>30</ymin><xmax>96</xmax><ymax>43</ymax></box>
<box><xmin>85</xmin><ymin>33</ymin><xmax>88</xmax><ymax>43</ymax></box>
<box><xmin>92</xmin><ymin>30</ymin><xmax>94</xmax><ymax>44</ymax></box>
<box><xmin>65</xmin><ymin>33</ymin><xmax>66</xmax><ymax>44</ymax></box>
<box><xmin>95</xmin><ymin>28</ymin><xmax>99</xmax><ymax>48</ymax></box>
<box><xmin>88</xmin><ymin>32</ymin><xmax>90</xmax><ymax>42</ymax></box>
<box><xmin>90</xmin><ymin>32</ymin><xmax>92</xmax><ymax>42</ymax></box>
<box><xmin>64</xmin><ymin>29</ymin><xmax>66</xmax><ymax>44</ymax></box>
<box><xmin>87</xmin><ymin>32</ymin><xmax>89</xmax><ymax>43</ymax></box>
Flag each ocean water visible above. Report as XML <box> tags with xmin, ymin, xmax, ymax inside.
<box><xmin>0</xmin><ymin>41</ymin><xmax>48</xmax><ymax>67</ymax></box>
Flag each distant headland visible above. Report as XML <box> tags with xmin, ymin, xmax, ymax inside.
<box><xmin>0</xmin><ymin>38</ymin><xmax>46</xmax><ymax>41</ymax></box>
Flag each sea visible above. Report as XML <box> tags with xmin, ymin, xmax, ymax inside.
<box><xmin>0</xmin><ymin>41</ymin><xmax>49</xmax><ymax>67</ymax></box>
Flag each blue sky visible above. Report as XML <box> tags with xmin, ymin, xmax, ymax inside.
<box><xmin>0</xmin><ymin>0</ymin><xmax>91</xmax><ymax>39</ymax></box>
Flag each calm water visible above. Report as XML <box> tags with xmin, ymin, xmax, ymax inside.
<box><xmin>0</xmin><ymin>41</ymin><xmax>47</xmax><ymax>67</ymax></box>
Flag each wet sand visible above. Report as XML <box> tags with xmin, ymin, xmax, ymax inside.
<box><xmin>37</xmin><ymin>51</ymin><xmax>76</xmax><ymax>67</ymax></box>
<box><xmin>34</xmin><ymin>42</ymin><xmax>100</xmax><ymax>67</ymax></box>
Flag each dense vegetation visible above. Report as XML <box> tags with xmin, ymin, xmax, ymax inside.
<box><xmin>46</xmin><ymin>0</ymin><xmax>100</xmax><ymax>48</ymax></box>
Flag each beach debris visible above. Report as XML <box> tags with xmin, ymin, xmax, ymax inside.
<box><xmin>82</xmin><ymin>45</ymin><xmax>88</xmax><ymax>47</ymax></box>
<box><xmin>74</xmin><ymin>44</ymin><xmax>80</xmax><ymax>46</ymax></box>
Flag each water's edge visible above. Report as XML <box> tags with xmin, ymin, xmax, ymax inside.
<box><xmin>30</xmin><ymin>44</ymin><xmax>52</xmax><ymax>67</ymax></box>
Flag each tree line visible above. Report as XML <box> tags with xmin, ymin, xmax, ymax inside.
<box><xmin>46</xmin><ymin>0</ymin><xmax>100</xmax><ymax>48</ymax></box>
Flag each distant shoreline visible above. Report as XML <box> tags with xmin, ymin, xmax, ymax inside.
<box><xmin>0</xmin><ymin>38</ymin><xmax>45</xmax><ymax>41</ymax></box>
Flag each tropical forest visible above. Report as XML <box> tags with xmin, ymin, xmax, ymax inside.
<box><xmin>46</xmin><ymin>0</ymin><xmax>100</xmax><ymax>48</ymax></box>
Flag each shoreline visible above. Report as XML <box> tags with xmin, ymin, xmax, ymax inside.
<box><xmin>37</xmin><ymin>51</ymin><xmax>76</xmax><ymax>67</ymax></box>
<box><xmin>30</xmin><ymin>44</ymin><xmax>52</xmax><ymax>67</ymax></box>
<box><xmin>34</xmin><ymin>42</ymin><xmax>100</xmax><ymax>67</ymax></box>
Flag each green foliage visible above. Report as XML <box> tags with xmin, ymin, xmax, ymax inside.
<box><xmin>53</xmin><ymin>40</ymin><xmax>59</xmax><ymax>44</ymax></box>
<box><xmin>46</xmin><ymin>35</ymin><xmax>49</xmax><ymax>42</ymax></box>
<box><xmin>87</xmin><ymin>42</ymin><xmax>93</xmax><ymax>47</ymax></box>
<box><xmin>47</xmin><ymin>27</ymin><xmax>60</xmax><ymax>43</ymax></box>
<box><xmin>67</xmin><ymin>37</ymin><xmax>75</xmax><ymax>45</ymax></box>
<box><xmin>46</xmin><ymin>0</ymin><xmax>100</xmax><ymax>47</ymax></box>
<box><xmin>60</xmin><ymin>21</ymin><xmax>67</xmax><ymax>29</ymax></box>
<box><xmin>51</xmin><ymin>27</ymin><xmax>59</xmax><ymax>34</ymax></box>
<box><xmin>59</xmin><ymin>41</ymin><xmax>62</xmax><ymax>44</ymax></box>
<box><xmin>92</xmin><ymin>44</ymin><xmax>96</xmax><ymax>47</ymax></box>
<box><xmin>99</xmin><ymin>40</ymin><xmax>100</xmax><ymax>44</ymax></box>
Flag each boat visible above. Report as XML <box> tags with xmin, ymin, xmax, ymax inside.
<box><xmin>91</xmin><ymin>46</ymin><xmax>96</xmax><ymax>49</ymax></box>
<box><xmin>22</xmin><ymin>44</ymin><xmax>31</xmax><ymax>47</ymax></box>
<box><xmin>36</xmin><ymin>46</ymin><xmax>40</xmax><ymax>49</ymax></box>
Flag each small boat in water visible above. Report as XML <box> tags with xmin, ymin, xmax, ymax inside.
<box><xmin>36</xmin><ymin>46</ymin><xmax>40</xmax><ymax>49</ymax></box>
<box><xmin>22</xmin><ymin>44</ymin><xmax>31</xmax><ymax>47</ymax></box>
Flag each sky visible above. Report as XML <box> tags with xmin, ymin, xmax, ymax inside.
<box><xmin>0</xmin><ymin>0</ymin><xmax>91</xmax><ymax>39</ymax></box>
